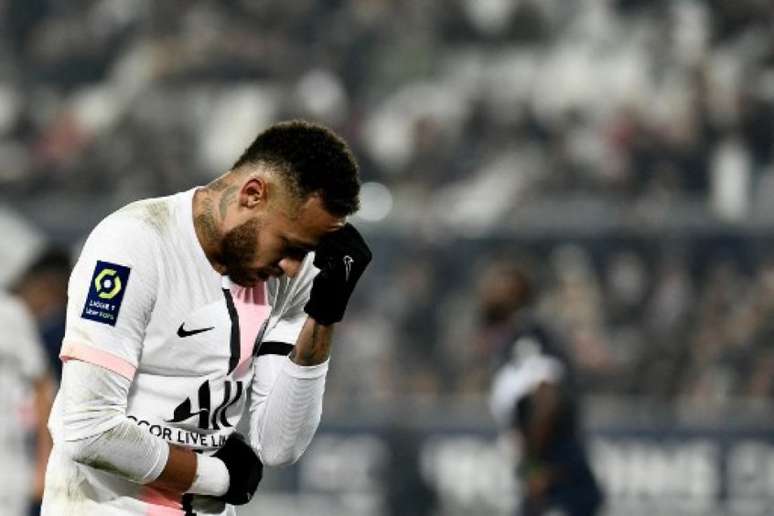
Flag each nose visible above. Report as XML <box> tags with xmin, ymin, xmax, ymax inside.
<box><xmin>277</xmin><ymin>257</ymin><xmax>303</xmax><ymax>278</ymax></box>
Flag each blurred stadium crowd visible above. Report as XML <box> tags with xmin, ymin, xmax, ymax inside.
<box><xmin>1</xmin><ymin>0</ymin><xmax>774</xmax><ymax>408</ymax></box>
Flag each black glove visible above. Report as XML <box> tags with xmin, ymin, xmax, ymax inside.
<box><xmin>304</xmin><ymin>223</ymin><xmax>372</xmax><ymax>325</ymax></box>
<box><xmin>212</xmin><ymin>434</ymin><xmax>263</xmax><ymax>505</ymax></box>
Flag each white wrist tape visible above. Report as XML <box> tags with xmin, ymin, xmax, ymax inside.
<box><xmin>189</xmin><ymin>454</ymin><xmax>230</xmax><ymax>497</ymax></box>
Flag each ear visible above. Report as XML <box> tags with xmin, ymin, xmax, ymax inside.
<box><xmin>240</xmin><ymin>177</ymin><xmax>268</xmax><ymax>210</ymax></box>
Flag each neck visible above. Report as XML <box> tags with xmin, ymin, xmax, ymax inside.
<box><xmin>192</xmin><ymin>187</ymin><xmax>227</xmax><ymax>273</ymax></box>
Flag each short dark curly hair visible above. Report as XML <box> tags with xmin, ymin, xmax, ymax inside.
<box><xmin>232</xmin><ymin>120</ymin><xmax>360</xmax><ymax>216</ymax></box>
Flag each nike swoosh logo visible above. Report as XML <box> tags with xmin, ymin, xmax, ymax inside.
<box><xmin>343</xmin><ymin>255</ymin><xmax>354</xmax><ymax>282</ymax></box>
<box><xmin>177</xmin><ymin>323</ymin><xmax>215</xmax><ymax>338</ymax></box>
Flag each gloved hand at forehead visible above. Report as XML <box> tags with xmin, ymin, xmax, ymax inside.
<box><xmin>304</xmin><ymin>223</ymin><xmax>372</xmax><ymax>326</ymax></box>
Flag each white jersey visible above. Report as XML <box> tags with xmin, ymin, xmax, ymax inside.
<box><xmin>44</xmin><ymin>188</ymin><xmax>316</xmax><ymax>514</ymax></box>
<box><xmin>0</xmin><ymin>292</ymin><xmax>47</xmax><ymax>516</ymax></box>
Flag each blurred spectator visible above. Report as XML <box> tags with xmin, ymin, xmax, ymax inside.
<box><xmin>541</xmin><ymin>246</ymin><xmax>619</xmax><ymax>391</ymax></box>
<box><xmin>0</xmin><ymin>0</ymin><xmax>771</xmax><ymax>207</ymax></box>
<box><xmin>0</xmin><ymin>289</ymin><xmax>54</xmax><ymax>516</ymax></box>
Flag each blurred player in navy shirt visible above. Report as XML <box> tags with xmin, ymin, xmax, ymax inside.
<box><xmin>485</xmin><ymin>260</ymin><xmax>604</xmax><ymax>516</ymax></box>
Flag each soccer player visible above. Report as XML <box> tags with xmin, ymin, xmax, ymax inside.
<box><xmin>12</xmin><ymin>246</ymin><xmax>72</xmax><ymax>383</ymax></box>
<box><xmin>0</xmin><ymin>289</ymin><xmax>53</xmax><ymax>516</ymax></box>
<box><xmin>486</xmin><ymin>262</ymin><xmax>603</xmax><ymax>516</ymax></box>
<box><xmin>41</xmin><ymin>120</ymin><xmax>372</xmax><ymax>515</ymax></box>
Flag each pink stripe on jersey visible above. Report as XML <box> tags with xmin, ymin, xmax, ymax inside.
<box><xmin>230</xmin><ymin>282</ymin><xmax>271</xmax><ymax>373</ymax></box>
<box><xmin>139</xmin><ymin>486</ymin><xmax>182</xmax><ymax>515</ymax></box>
<box><xmin>60</xmin><ymin>340</ymin><xmax>137</xmax><ymax>381</ymax></box>
<box><xmin>231</xmin><ymin>281</ymin><xmax>267</xmax><ymax>305</ymax></box>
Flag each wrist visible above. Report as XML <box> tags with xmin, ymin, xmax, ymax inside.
<box><xmin>188</xmin><ymin>454</ymin><xmax>229</xmax><ymax>497</ymax></box>
<box><xmin>290</xmin><ymin>319</ymin><xmax>334</xmax><ymax>366</ymax></box>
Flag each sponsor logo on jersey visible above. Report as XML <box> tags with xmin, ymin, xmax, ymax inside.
<box><xmin>166</xmin><ymin>379</ymin><xmax>244</xmax><ymax>430</ymax></box>
<box><xmin>127</xmin><ymin>415</ymin><xmax>229</xmax><ymax>449</ymax></box>
<box><xmin>81</xmin><ymin>260</ymin><xmax>131</xmax><ymax>326</ymax></box>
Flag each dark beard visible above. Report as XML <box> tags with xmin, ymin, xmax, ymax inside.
<box><xmin>220</xmin><ymin>217</ymin><xmax>261</xmax><ymax>286</ymax></box>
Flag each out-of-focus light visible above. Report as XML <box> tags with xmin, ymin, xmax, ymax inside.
<box><xmin>296</xmin><ymin>69</ymin><xmax>347</xmax><ymax>124</ymax></box>
<box><xmin>356</xmin><ymin>182</ymin><xmax>393</xmax><ymax>222</ymax></box>
<box><xmin>462</xmin><ymin>0</ymin><xmax>518</xmax><ymax>35</ymax></box>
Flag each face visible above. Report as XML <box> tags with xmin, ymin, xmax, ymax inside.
<box><xmin>220</xmin><ymin>194</ymin><xmax>344</xmax><ymax>286</ymax></box>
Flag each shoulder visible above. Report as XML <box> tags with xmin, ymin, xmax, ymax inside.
<box><xmin>113</xmin><ymin>196</ymin><xmax>175</xmax><ymax>237</ymax></box>
<box><xmin>72</xmin><ymin>195</ymin><xmax>183</xmax><ymax>293</ymax></box>
<box><xmin>86</xmin><ymin>196</ymin><xmax>176</xmax><ymax>252</ymax></box>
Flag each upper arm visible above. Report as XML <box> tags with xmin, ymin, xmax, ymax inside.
<box><xmin>246</xmin><ymin>256</ymin><xmax>318</xmax><ymax>444</ymax></box>
<box><xmin>60</xmin><ymin>216</ymin><xmax>159</xmax><ymax>381</ymax></box>
<box><xmin>490</xmin><ymin>353</ymin><xmax>565</xmax><ymax>429</ymax></box>
<box><xmin>59</xmin><ymin>359</ymin><xmax>132</xmax><ymax>441</ymax></box>
<box><xmin>529</xmin><ymin>382</ymin><xmax>561</xmax><ymax>423</ymax></box>
<box><xmin>247</xmin><ymin>264</ymin><xmax>311</xmax><ymax>417</ymax></box>
<box><xmin>261</xmin><ymin>254</ymin><xmax>317</xmax><ymax>346</ymax></box>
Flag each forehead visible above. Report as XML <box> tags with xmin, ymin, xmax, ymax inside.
<box><xmin>278</xmin><ymin>195</ymin><xmax>345</xmax><ymax>243</ymax></box>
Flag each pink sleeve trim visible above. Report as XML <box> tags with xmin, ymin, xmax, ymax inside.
<box><xmin>139</xmin><ymin>486</ymin><xmax>182</xmax><ymax>514</ymax></box>
<box><xmin>60</xmin><ymin>340</ymin><xmax>137</xmax><ymax>381</ymax></box>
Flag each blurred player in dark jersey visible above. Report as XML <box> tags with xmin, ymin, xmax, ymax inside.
<box><xmin>485</xmin><ymin>260</ymin><xmax>604</xmax><ymax>516</ymax></box>
<box><xmin>13</xmin><ymin>246</ymin><xmax>71</xmax><ymax>383</ymax></box>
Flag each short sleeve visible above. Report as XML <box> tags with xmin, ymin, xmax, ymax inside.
<box><xmin>489</xmin><ymin>354</ymin><xmax>565</xmax><ymax>428</ymax></box>
<box><xmin>60</xmin><ymin>214</ymin><xmax>159</xmax><ymax>381</ymax></box>
<box><xmin>262</xmin><ymin>254</ymin><xmax>318</xmax><ymax>345</ymax></box>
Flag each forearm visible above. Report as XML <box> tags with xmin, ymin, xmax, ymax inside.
<box><xmin>151</xmin><ymin>445</ymin><xmax>196</xmax><ymax>492</ymax></box>
<box><xmin>59</xmin><ymin>360</ymin><xmax>224</xmax><ymax>495</ymax></box>
<box><xmin>62</xmin><ymin>417</ymin><xmax>170</xmax><ymax>484</ymax></box>
<box><xmin>59</xmin><ymin>361</ymin><xmax>170</xmax><ymax>484</ymax></box>
<box><xmin>290</xmin><ymin>317</ymin><xmax>334</xmax><ymax>366</ymax></box>
<box><xmin>251</xmin><ymin>350</ymin><xmax>329</xmax><ymax>466</ymax></box>
<box><xmin>64</xmin><ymin>412</ymin><xmax>208</xmax><ymax>493</ymax></box>
<box><xmin>525</xmin><ymin>417</ymin><xmax>555</xmax><ymax>457</ymax></box>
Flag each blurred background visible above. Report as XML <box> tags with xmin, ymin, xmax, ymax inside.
<box><xmin>1</xmin><ymin>0</ymin><xmax>774</xmax><ymax>515</ymax></box>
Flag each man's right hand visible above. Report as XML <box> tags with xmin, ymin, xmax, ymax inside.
<box><xmin>212</xmin><ymin>434</ymin><xmax>263</xmax><ymax>505</ymax></box>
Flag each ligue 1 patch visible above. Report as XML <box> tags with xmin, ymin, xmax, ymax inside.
<box><xmin>81</xmin><ymin>260</ymin><xmax>131</xmax><ymax>326</ymax></box>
